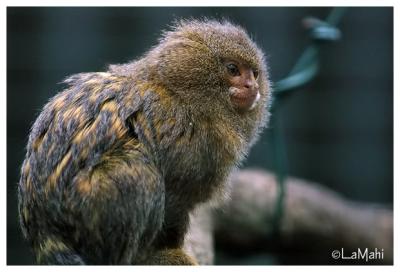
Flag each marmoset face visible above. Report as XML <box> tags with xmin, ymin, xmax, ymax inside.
<box><xmin>223</xmin><ymin>59</ymin><xmax>261</xmax><ymax>112</ymax></box>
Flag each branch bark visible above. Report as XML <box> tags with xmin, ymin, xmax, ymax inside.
<box><xmin>184</xmin><ymin>169</ymin><xmax>393</xmax><ymax>265</ymax></box>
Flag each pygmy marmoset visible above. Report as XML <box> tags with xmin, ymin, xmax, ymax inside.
<box><xmin>18</xmin><ymin>19</ymin><xmax>271</xmax><ymax>265</ymax></box>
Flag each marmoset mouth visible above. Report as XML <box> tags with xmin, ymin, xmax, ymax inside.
<box><xmin>229</xmin><ymin>87</ymin><xmax>260</xmax><ymax>111</ymax></box>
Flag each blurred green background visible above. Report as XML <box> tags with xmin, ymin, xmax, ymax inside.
<box><xmin>7</xmin><ymin>7</ymin><xmax>393</xmax><ymax>265</ymax></box>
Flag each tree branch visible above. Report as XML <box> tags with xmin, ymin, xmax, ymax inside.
<box><xmin>184</xmin><ymin>169</ymin><xmax>393</xmax><ymax>264</ymax></box>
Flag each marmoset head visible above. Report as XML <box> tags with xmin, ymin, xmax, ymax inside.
<box><xmin>146</xmin><ymin>19</ymin><xmax>270</xmax><ymax>114</ymax></box>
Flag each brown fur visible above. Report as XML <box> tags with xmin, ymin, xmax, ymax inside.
<box><xmin>18</xmin><ymin>19</ymin><xmax>271</xmax><ymax>265</ymax></box>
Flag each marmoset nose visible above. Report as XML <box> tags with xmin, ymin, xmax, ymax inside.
<box><xmin>244</xmin><ymin>80</ymin><xmax>252</xmax><ymax>89</ymax></box>
<box><xmin>244</xmin><ymin>79</ymin><xmax>259</xmax><ymax>91</ymax></box>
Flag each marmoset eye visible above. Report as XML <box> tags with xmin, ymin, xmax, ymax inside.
<box><xmin>226</xmin><ymin>63</ymin><xmax>240</xmax><ymax>76</ymax></box>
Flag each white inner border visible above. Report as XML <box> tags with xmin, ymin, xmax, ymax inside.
<box><xmin>2</xmin><ymin>1</ymin><xmax>398</xmax><ymax>272</ymax></box>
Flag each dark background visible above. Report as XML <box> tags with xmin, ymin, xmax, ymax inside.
<box><xmin>7</xmin><ymin>7</ymin><xmax>393</xmax><ymax>265</ymax></box>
